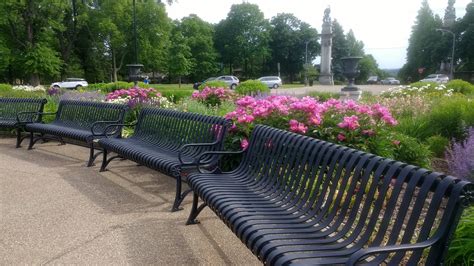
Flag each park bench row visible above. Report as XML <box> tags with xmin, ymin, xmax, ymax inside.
<box><xmin>1</xmin><ymin>97</ymin><xmax>473</xmax><ymax>265</ymax></box>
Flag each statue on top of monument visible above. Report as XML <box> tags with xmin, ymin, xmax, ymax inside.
<box><xmin>323</xmin><ymin>6</ymin><xmax>331</xmax><ymax>24</ymax></box>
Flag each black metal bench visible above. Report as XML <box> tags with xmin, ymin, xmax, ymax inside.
<box><xmin>186</xmin><ymin>124</ymin><xmax>474</xmax><ymax>265</ymax></box>
<box><xmin>25</xmin><ymin>100</ymin><xmax>128</xmax><ymax>166</ymax></box>
<box><xmin>0</xmin><ymin>97</ymin><xmax>47</xmax><ymax>148</ymax></box>
<box><xmin>98</xmin><ymin>108</ymin><xmax>230</xmax><ymax>212</ymax></box>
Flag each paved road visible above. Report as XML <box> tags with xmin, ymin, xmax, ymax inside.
<box><xmin>272</xmin><ymin>84</ymin><xmax>395</xmax><ymax>96</ymax></box>
<box><xmin>0</xmin><ymin>138</ymin><xmax>259</xmax><ymax>265</ymax></box>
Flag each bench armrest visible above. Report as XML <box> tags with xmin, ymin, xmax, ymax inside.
<box><xmin>346</xmin><ymin>238</ymin><xmax>437</xmax><ymax>265</ymax></box>
<box><xmin>100</xmin><ymin>122</ymin><xmax>137</xmax><ymax>138</ymax></box>
<box><xmin>91</xmin><ymin>120</ymin><xmax>128</xmax><ymax>136</ymax></box>
<box><xmin>16</xmin><ymin>111</ymin><xmax>56</xmax><ymax>124</ymax></box>
<box><xmin>178</xmin><ymin>140</ymin><xmax>222</xmax><ymax>164</ymax></box>
<box><xmin>194</xmin><ymin>150</ymin><xmax>245</xmax><ymax>174</ymax></box>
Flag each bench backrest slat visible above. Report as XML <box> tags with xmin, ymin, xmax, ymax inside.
<box><xmin>54</xmin><ymin>100</ymin><xmax>128</xmax><ymax>129</ymax></box>
<box><xmin>133</xmin><ymin>108</ymin><xmax>229</xmax><ymax>153</ymax></box>
<box><xmin>240</xmin><ymin>124</ymin><xmax>472</xmax><ymax>264</ymax></box>
<box><xmin>0</xmin><ymin>98</ymin><xmax>47</xmax><ymax>122</ymax></box>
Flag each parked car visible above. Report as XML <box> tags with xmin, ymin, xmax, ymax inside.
<box><xmin>258</xmin><ymin>76</ymin><xmax>283</xmax><ymax>89</ymax></box>
<box><xmin>367</xmin><ymin>76</ymin><xmax>380</xmax><ymax>84</ymax></box>
<box><xmin>420</xmin><ymin>74</ymin><xmax>449</xmax><ymax>84</ymax></box>
<box><xmin>51</xmin><ymin>78</ymin><xmax>88</xmax><ymax>89</ymax></box>
<box><xmin>193</xmin><ymin>77</ymin><xmax>216</xmax><ymax>90</ymax></box>
<box><xmin>381</xmin><ymin>77</ymin><xmax>400</xmax><ymax>85</ymax></box>
<box><xmin>215</xmin><ymin>75</ymin><xmax>240</xmax><ymax>90</ymax></box>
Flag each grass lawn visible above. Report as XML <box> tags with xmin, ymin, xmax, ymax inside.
<box><xmin>281</xmin><ymin>83</ymin><xmax>305</xmax><ymax>89</ymax></box>
<box><xmin>149</xmin><ymin>83</ymin><xmax>194</xmax><ymax>90</ymax></box>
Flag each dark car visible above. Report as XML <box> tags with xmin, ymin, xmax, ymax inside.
<box><xmin>193</xmin><ymin>77</ymin><xmax>216</xmax><ymax>90</ymax></box>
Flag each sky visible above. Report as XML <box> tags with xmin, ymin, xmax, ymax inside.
<box><xmin>165</xmin><ymin>0</ymin><xmax>472</xmax><ymax>69</ymax></box>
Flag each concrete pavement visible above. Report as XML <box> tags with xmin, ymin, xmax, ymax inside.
<box><xmin>0</xmin><ymin>137</ymin><xmax>260</xmax><ymax>265</ymax></box>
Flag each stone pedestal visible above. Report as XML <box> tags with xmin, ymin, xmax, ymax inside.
<box><xmin>340</xmin><ymin>88</ymin><xmax>362</xmax><ymax>101</ymax></box>
<box><xmin>319</xmin><ymin>11</ymin><xmax>333</xmax><ymax>85</ymax></box>
<box><xmin>319</xmin><ymin>73</ymin><xmax>333</xmax><ymax>85</ymax></box>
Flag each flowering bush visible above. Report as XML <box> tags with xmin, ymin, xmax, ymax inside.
<box><xmin>12</xmin><ymin>85</ymin><xmax>45</xmax><ymax>92</ymax></box>
<box><xmin>47</xmin><ymin>86</ymin><xmax>61</xmax><ymax>96</ymax></box>
<box><xmin>382</xmin><ymin>84</ymin><xmax>454</xmax><ymax>98</ymax></box>
<box><xmin>191</xmin><ymin>86</ymin><xmax>233</xmax><ymax>106</ymax></box>
<box><xmin>445</xmin><ymin>127</ymin><xmax>474</xmax><ymax>181</ymax></box>
<box><xmin>105</xmin><ymin>87</ymin><xmax>172</xmax><ymax>109</ymax></box>
<box><xmin>61</xmin><ymin>91</ymin><xmax>105</xmax><ymax>102</ymax></box>
<box><xmin>225</xmin><ymin>95</ymin><xmax>398</xmax><ymax>152</ymax></box>
<box><xmin>372</xmin><ymin>95</ymin><xmax>432</xmax><ymax>118</ymax></box>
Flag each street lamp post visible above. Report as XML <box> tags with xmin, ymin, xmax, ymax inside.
<box><xmin>127</xmin><ymin>0</ymin><xmax>143</xmax><ymax>86</ymax></box>
<box><xmin>436</xmin><ymin>28</ymin><xmax>455</xmax><ymax>80</ymax></box>
<box><xmin>305</xmin><ymin>40</ymin><xmax>310</xmax><ymax>86</ymax></box>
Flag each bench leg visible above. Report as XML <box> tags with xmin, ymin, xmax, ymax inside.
<box><xmin>186</xmin><ymin>193</ymin><xmax>207</xmax><ymax>225</ymax></box>
<box><xmin>15</xmin><ymin>128</ymin><xmax>22</xmax><ymax>148</ymax></box>
<box><xmin>27</xmin><ymin>131</ymin><xmax>35</xmax><ymax>150</ymax></box>
<box><xmin>87</xmin><ymin>144</ymin><xmax>102</xmax><ymax>167</ymax></box>
<box><xmin>171</xmin><ymin>175</ymin><xmax>192</xmax><ymax>212</ymax></box>
<box><xmin>100</xmin><ymin>149</ymin><xmax>108</xmax><ymax>172</ymax></box>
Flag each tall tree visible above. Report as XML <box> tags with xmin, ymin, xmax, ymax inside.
<box><xmin>455</xmin><ymin>1</ymin><xmax>474</xmax><ymax>71</ymax></box>
<box><xmin>331</xmin><ymin>20</ymin><xmax>349</xmax><ymax>81</ymax></box>
<box><xmin>214</xmin><ymin>3</ymin><xmax>270</xmax><ymax>78</ymax></box>
<box><xmin>0</xmin><ymin>0</ymin><xmax>65</xmax><ymax>85</ymax></box>
<box><xmin>346</xmin><ymin>30</ymin><xmax>365</xmax><ymax>56</ymax></box>
<box><xmin>178</xmin><ymin>15</ymin><xmax>218</xmax><ymax>82</ymax></box>
<box><xmin>399</xmin><ymin>0</ymin><xmax>445</xmax><ymax>82</ymax></box>
<box><xmin>167</xmin><ymin>28</ymin><xmax>193</xmax><ymax>87</ymax></box>
<box><xmin>444</xmin><ymin>0</ymin><xmax>456</xmax><ymax>27</ymax></box>
<box><xmin>268</xmin><ymin>13</ymin><xmax>319</xmax><ymax>82</ymax></box>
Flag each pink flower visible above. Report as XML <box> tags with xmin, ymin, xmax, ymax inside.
<box><xmin>337</xmin><ymin>133</ymin><xmax>346</xmax><ymax>142</ymax></box>
<box><xmin>241</xmin><ymin>139</ymin><xmax>249</xmax><ymax>150</ymax></box>
<box><xmin>289</xmin><ymin>119</ymin><xmax>308</xmax><ymax>134</ymax></box>
<box><xmin>338</xmin><ymin>115</ymin><xmax>360</xmax><ymax>130</ymax></box>
<box><xmin>308</xmin><ymin>114</ymin><xmax>322</xmax><ymax>125</ymax></box>
<box><xmin>237</xmin><ymin>114</ymin><xmax>255</xmax><ymax>124</ymax></box>
<box><xmin>392</xmin><ymin>140</ymin><xmax>401</xmax><ymax>146</ymax></box>
<box><xmin>362</xmin><ymin>129</ymin><xmax>375</xmax><ymax>136</ymax></box>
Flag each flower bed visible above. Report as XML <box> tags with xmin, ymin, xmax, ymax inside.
<box><xmin>225</xmin><ymin>95</ymin><xmax>398</xmax><ymax>152</ymax></box>
<box><xmin>105</xmin><ymin>87</ymin><xmax>172</xmax><ymax>109</ymax></box>
<box><xmin>191</xmin><ymin>86</ymin><xmax>233</xmax><ymax>106</ymax></box>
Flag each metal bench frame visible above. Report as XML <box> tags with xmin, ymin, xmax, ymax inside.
<box><xmin>98</xmin><ymin>108</ymin><xmax>231</xmax><ymax>212</ymax></box>
<box><xmin>25</xmin><ymin>100</ymin><xmax>128</xmax><ymax>167</ymax></box>
<box><xmin>186</xmin><ymin>124</ymin><xmax>474</xmax><ymax>265</ymax></box>
<box><xmin>0</xmin><ymin>97</ymin><xmax>47</xmax><ymax>148</ymax></box>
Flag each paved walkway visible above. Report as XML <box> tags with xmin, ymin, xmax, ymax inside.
<box><xmin>0</xmin><ymin>137</ymin><xmax>259</xmax><ymax>265</ymax></box>
<box><xmin>273</xmin><ymin>84</ymin><xmax>395</xmax><ymax>96</ymax></box>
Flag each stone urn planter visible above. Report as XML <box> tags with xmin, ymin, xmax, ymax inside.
<box><xmin>340</xmin><ymin>56</ymin><xmax>362</xmax><ymax>101</ymax></box>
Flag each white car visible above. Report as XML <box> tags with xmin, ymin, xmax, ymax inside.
<box><xmin>420</xmin><ymin>74</ymin><xmax>449</xmax><ymax>84</ymax></box>
<box><xmin>258</xmin><ymin>76</ymin><xmax>283</xmax><ymax>89</ymax></box>
<box><xmin>215</xmin><ymin>75</ymin><xmax>240</xmax><ymax>90</ymax></box>
<box><xmin>51</xmin><ymin>78</ymin><xmax>88</xmax><ymax>89</ymax></box>
<box><xmin>381</xmin><ymin>77</ymin><xmax>400</xmax><ymax>85</ymax></box>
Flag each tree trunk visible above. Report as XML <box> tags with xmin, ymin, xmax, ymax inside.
<box><xmin>29</xmin><ymin>74</ymin><xmax>40</xmax><ymax>86</ymax></box>
<box><xmin>112</xmin><ymin>49</ymin><xmax>118</xmax><ymax>82</ymax></box>
<box><xmin>178</xmin><ymin>76</ymin><xmax>181</xmax><ymax>88</ymax></box>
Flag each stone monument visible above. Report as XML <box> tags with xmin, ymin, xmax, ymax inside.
<box><xmin>319</xmin><ymin>7</ymin><xmax>334</xmax><ymax>85</ymax></box>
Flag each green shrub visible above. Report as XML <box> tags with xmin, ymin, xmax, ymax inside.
<box><xmin>446</xmin><ymin>79</ymin><xmax>474</xmax><ymax>95</ymax></box>
<box><xmin>0</xmin><ymin>83</ymin><xmax>12</xmax><ymax>91</ymax></box>
<box><xmin>446</xmin><ymin>206</ymin><xmax>474</xmax><ymax>266</ymax></box>
<box><xmin>426</xmin><ymin>135</ymin><xmax>450</xmax><ymax>158</ymax></box>
<box><xmin>235</xmin><ymin>80</ymin><xmax>269</xmax><ymax>96</ymax></box>
<box><xmin>409</xmin><ymin>81</ymin><xmax>438</xmax><ymax>88</ymax></box>
<box><xmin>159</xmin><ymin>89</ymin><xmax>193</xmax><ymax>103</ymax></box>
<box><xmin>307</xmin><ymin>91</ymin><xmax>340</xmax><ymax>101</ymax></box>
<box><xmin>394</xmin><ymin>116</ymin><xmax>432</xmax><ymax>140</ymax></box>
<box><xmin>175</xmin><ymin>97</ymin><xmax>235</xmax><ymax>117</ymax></box>
<box><xmin>392</xmin><ymin>132</ymin><xmax>432</xmax><ymax>168</ymax></box>
<box><xmin>0</xmin><ymin>89</ymin><xmax>45</xmax><ymax>98</ymax></box>
<box><xmin>198</xmin><ymin>80</ymin><xmax>227</xmax><ymax>90</ymax></box>
<box><xmin>428</xmin><ymin>97</ymin><xmax>471</xmax><ymax>140</ymax></box>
